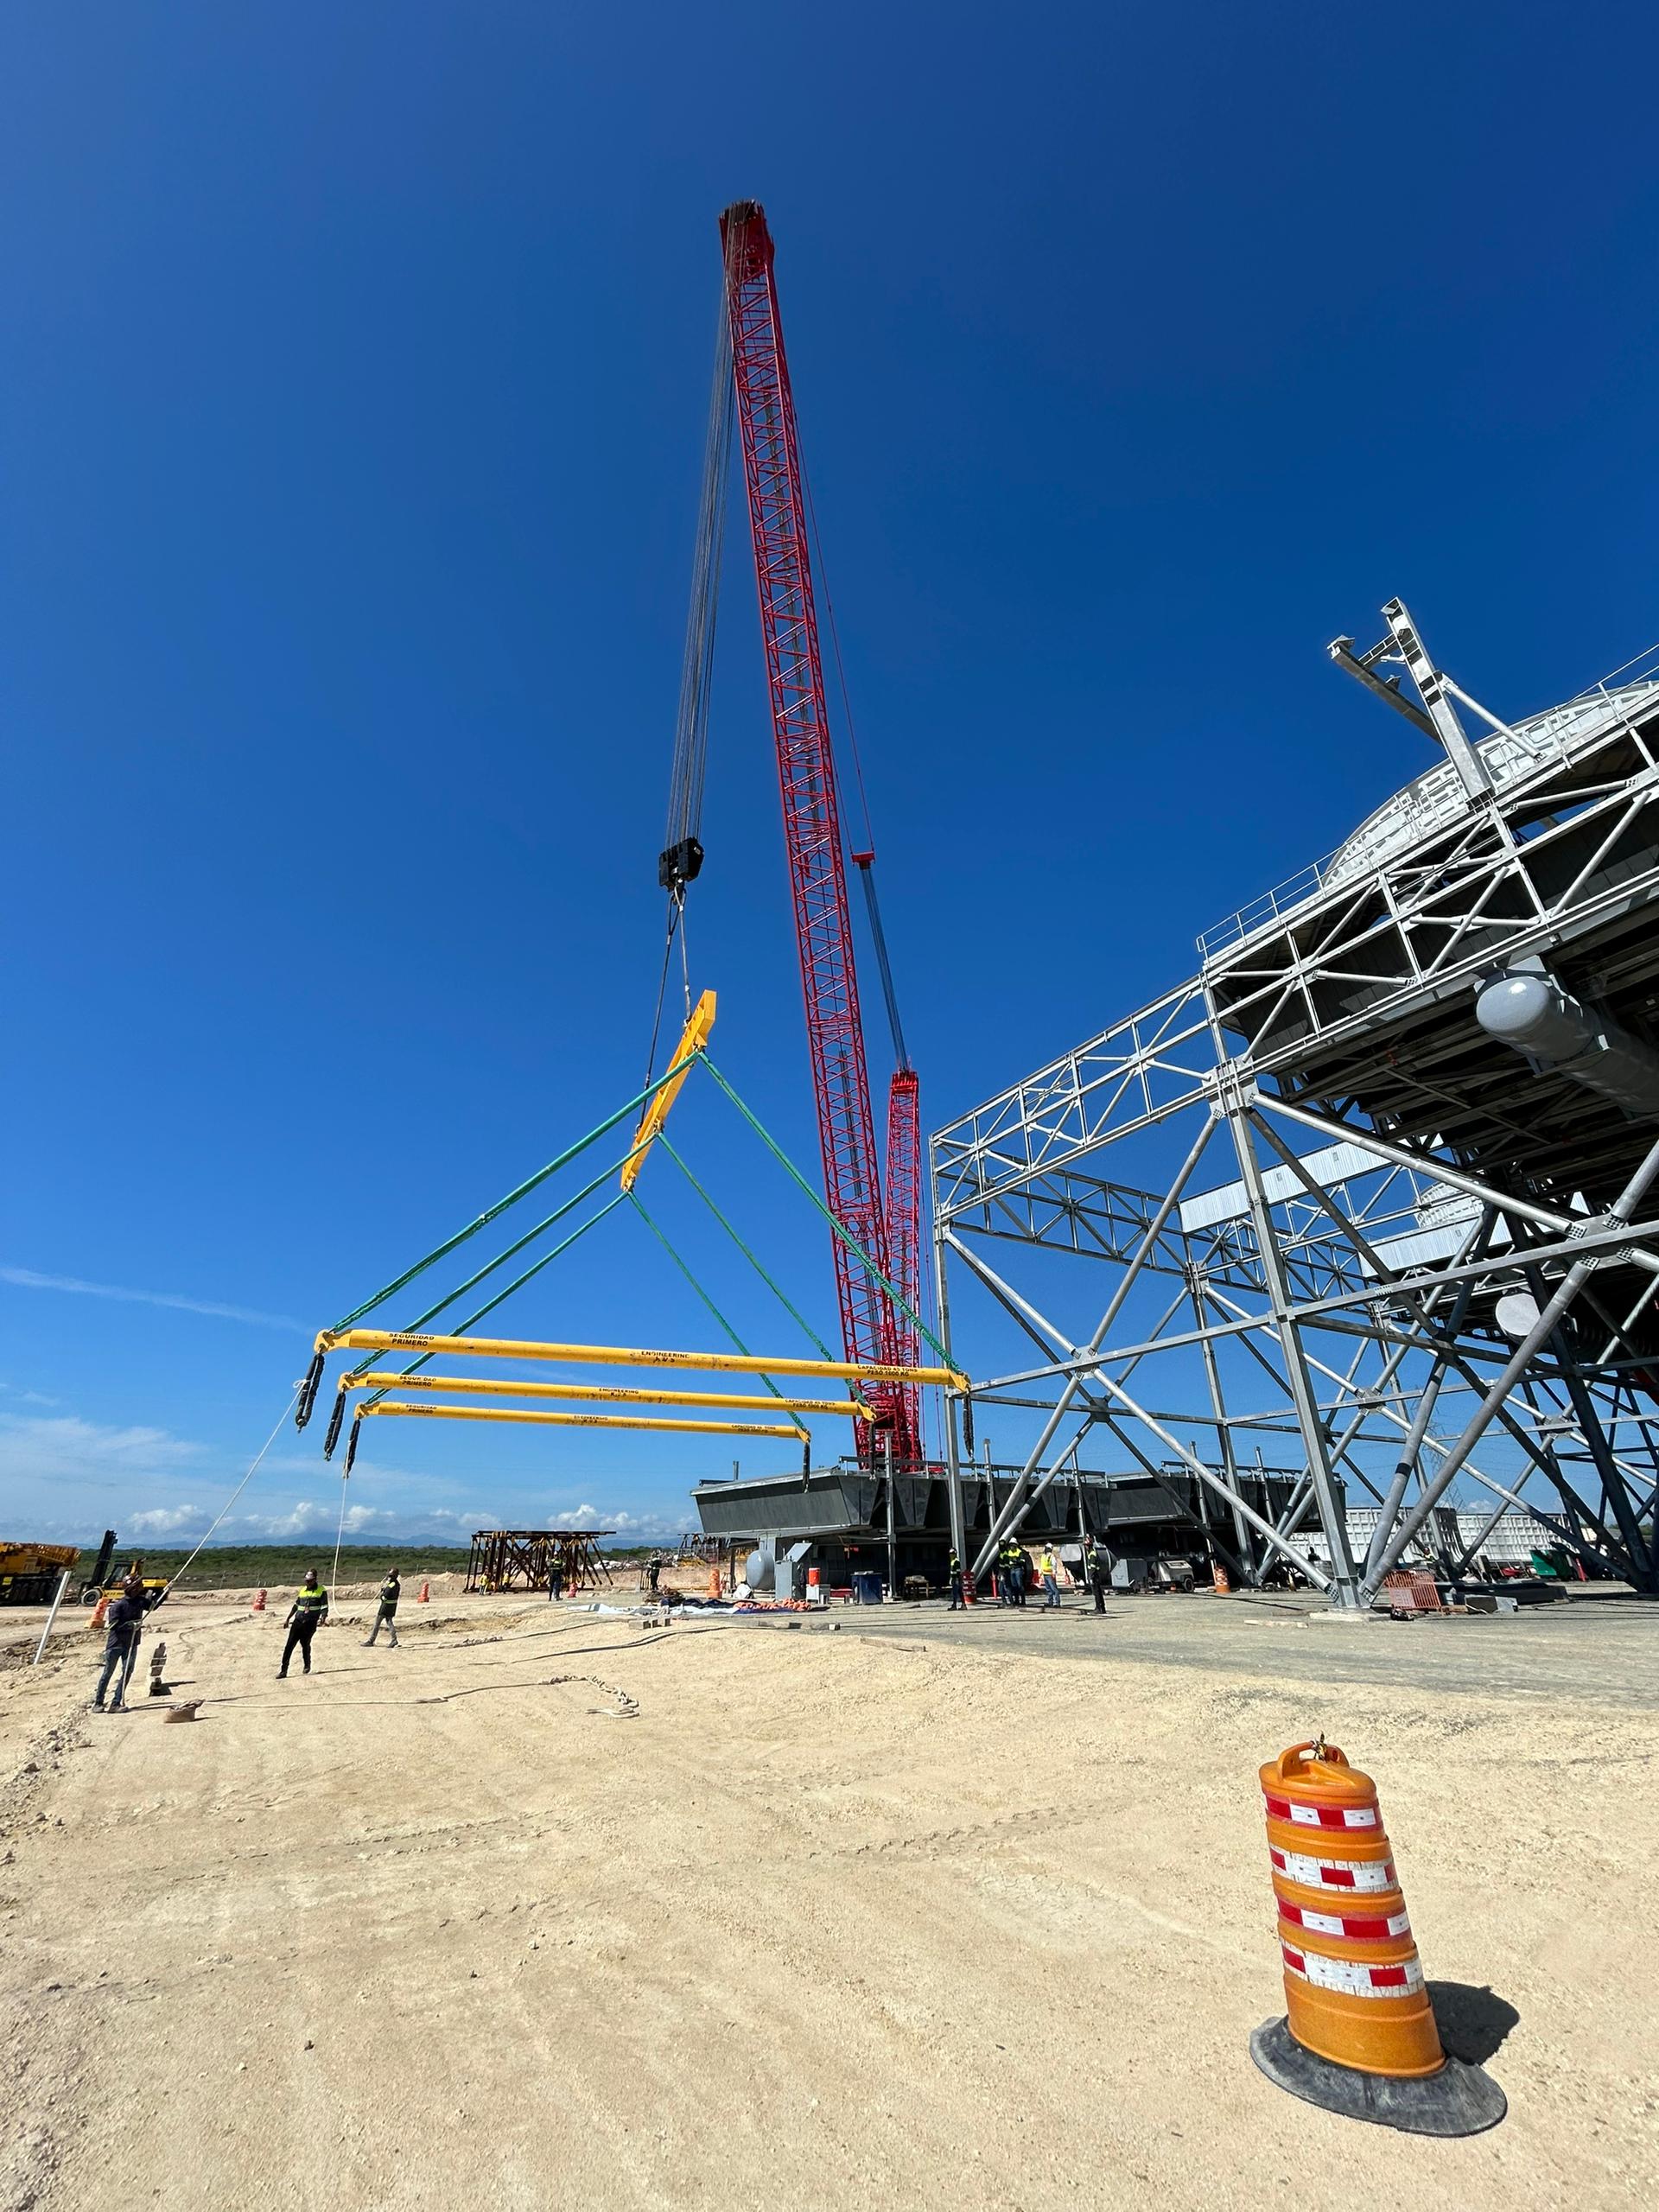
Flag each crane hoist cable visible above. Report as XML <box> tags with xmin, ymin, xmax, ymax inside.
<box><xmin>850</xmin><ymin>851</ymin><xmax>910</xmax><ymax>1075</ymax></box>
<box><xmin>658</xmin><ymin>269</ymin><xmax>734</xmax><ymax>904</ymax></box>
<box><xmin>645</xmin><ymin>251</ymin><xmax>738</xmax><ymax>1090</ymax></box>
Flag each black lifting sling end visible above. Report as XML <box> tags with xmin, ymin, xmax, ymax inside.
<box><xmin>343</xmin><ymin>1417</ymin><xmax>362</xmax><ymax>1476</ymax></box>
<box><xmin>296</xmin><ymin>1351</ymin><xmax>326</xmax><ymax>1431</ymax></box>
<box><xmin>962</xmin><ymin>1396</ymin><xmax>976</xmax><ymax>1457</ymax></box>
<box><xmin>323</xmin><ymin>1390</ymin><xmax>347</xmax><ymax>1460</ymax></box>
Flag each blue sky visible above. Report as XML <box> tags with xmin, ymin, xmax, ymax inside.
<box><xmin>4</xmin><ymin>3</ymin><xmax>1656</xmax><ymax>1549</ymax></box>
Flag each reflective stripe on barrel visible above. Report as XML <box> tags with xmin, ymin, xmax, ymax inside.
<box><xmin>1277</xmin><ymin>1897</ymin><xmax>1411</xmax><ymax>1941</ymax></box>
<box><xmin>1262</xmin><ymin>1792</ymin><xmax>1379</xmax><ymax>1830</ymax></box>
<box><xmin>1281</xmin><ymin>1942</ymin><xmax>1426</xmax><ymax>1999</ymax></box>
<box><xmin>1268</xmin><ymin>1843</ymin><xmax>1398</xmax><ymax>1892</ymax></box>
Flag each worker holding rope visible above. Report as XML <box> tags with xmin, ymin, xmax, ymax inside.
<box><xmin>90</xmin><ymin>1577</ymin><xmax>146</xmax><ymax>1713</ymax></box>
<box><xmin>278</xmin><ymin>1570</ymin><xmax>329</xmax><ymax>1678</ymax></box>
<box><xmin>363</xmin><ymin>1567</ymin><xmax>401</xmax><ymax>1650</ymax></box>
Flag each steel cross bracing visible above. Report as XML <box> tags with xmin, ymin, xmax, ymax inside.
<box><xmin>930</xmin><ymin>618</ymin><xmax>1659</xmax><ymax>1601</ymax></box>
<box><xmin>719</xmin><ymin>200</ymin><xmax>916</xmax><ymax>1461</ymax></box>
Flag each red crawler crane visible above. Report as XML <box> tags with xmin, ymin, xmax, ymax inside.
<box><xmin>719</xmin><ymin>200</ymin><xmax>922</xmax><ymax>1465</ymax></box>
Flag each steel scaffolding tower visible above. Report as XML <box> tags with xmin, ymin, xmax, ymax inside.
<box><xmin>931</xmin><ymin>606</ymin><xmax>1659</xmax><ymax>1606</ymax></box>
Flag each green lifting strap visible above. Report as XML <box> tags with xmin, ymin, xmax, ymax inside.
<box><xmin>700</xmin><ymin>1054</ymin><xmax>950</xmax><ymax>1370</ymax></box>
<box><xmin>625</xmin><ymin>1191</ymin><xmax>807</xmax><ymax>1438</ymax></box>
<box><xmin>658</xmin><ymin>1134</ymin><xmax>845</xmax><ymax>1372</ymax></box>
<box><xmin>334</xmin><ymin>1193</ymin><xmax>632</xmax><ymax>1444</ymax></box>
<box><xmin>327</xmin><ymin>1046</ymin><xmax>704</xmax><ymax>1336</ymax></box>
<box><xmin>344</xmin><ymin>1141</ymin><xmax>649</xmax><ymax>1383</ymax></box>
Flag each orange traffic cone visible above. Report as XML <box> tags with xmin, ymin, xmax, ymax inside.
<box><xmin>251</xmin><ymin>1588</ymin><xmax>266</xmax><ymax>1611</ymax></box>
<box><xmin>89</xmin><ymin>1593</ymin><xmax>110</xmax><ymax>1630</ymax></box>
<box><xmin>416</xmin><ymin>1580</ymin><xmax>430</xmax><ymax>1604</ymax></box>
<box><xmin>1250</xmin><ymin>1739</ymin><xmax>1505</xmax><ymax>2134</ymax></box>
<box><xmin>707</xmin><ymin>1568</ymin><xmax>721</xmax><ymax>1600</ymax></box>
<box><xmin>1213</xmin><ymin>1563</ymin><xmax>1231</xmax><ymax>1594</ymax></box>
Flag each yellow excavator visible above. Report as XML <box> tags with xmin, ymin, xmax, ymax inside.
<box><xmin>0</xmin><ymin>1539</ymin><xmax>84</xmax><ymax>1607</ymax></box>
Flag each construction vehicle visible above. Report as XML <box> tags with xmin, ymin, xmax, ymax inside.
<box><xmin>76</xmin><ymin>1529</ymin><xmax>119</xmax><ymax>1604</ymax></box>
<box><xmin>84</xmin><ymin>1558</ymin><xmax>169</xmax><ymax>1612</ymax></box>
<box><xmin>74</xmin><ymin>1530</ymin><xmax>167</xmax><ymax>1611</ymax></box>
<box><xmin>0</xmin><ymin>1540</ymin><xmax>82</xmax><ymax>1607</ymax></box>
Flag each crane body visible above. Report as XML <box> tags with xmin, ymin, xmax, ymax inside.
<box><xmin>718</xmin><ymin>199</ymin><xmax>923</xmax><ymax>1464</ymax></box>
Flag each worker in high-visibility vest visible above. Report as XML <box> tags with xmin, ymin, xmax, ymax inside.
<box><xmin>1039</xmin><ymin>1548</ymin><xmax>1061</xmax><ymax>1609</ymax></box>
<box><xmin>1001</xmin><ymin>1541</ymin><xmax>1027</xmax><ymax>1607</ymax></box>
<box><xmin>1084</xmin><ymin>1536</ymin><xmax>1109</xmax><ymax>1612</ymax></box>
<box><xmin>279</xmin><ymin>1571</ymin><xmax>329</xmax><ymax>1678</ymax></box>
<box><xmin>946</xmin><ymin>1548</ymin><xmax>963</xmax><ymax>1610</ymax></box>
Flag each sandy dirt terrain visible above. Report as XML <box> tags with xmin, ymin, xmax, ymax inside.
<box><xmin>2</xmin><ymin>1587</ymin><xmax>1654</xmax><ymax>2211</ymax></box>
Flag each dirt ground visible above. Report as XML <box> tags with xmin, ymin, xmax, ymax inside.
<box><xmin>2</xmin><ymin>1586</ymin><xmax>1654</xmax><ymax>2211</ymax></box>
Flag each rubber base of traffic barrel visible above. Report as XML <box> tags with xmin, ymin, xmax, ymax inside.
<box><xmin>1250</xmin><ymin>2018</ymin><xmax>1507</xmax><ymax>2136</ymax></box>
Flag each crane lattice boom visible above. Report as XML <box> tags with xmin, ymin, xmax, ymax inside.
<box><xmin>719</xmin><ymin>199</ymin><xmax>919</xmax><ymax>1461</ymax></box>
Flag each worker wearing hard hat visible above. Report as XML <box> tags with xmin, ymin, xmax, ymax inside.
<box><xmin>91</xmin><ymin>1581</ymin><xmax>145</xmax><ymax>1713</ymax></box>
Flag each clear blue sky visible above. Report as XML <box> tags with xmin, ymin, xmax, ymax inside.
<box><xmin>4</xmin><ymin>3</ymin><xmax>1656</xmax><ymax>1549</ymax></box>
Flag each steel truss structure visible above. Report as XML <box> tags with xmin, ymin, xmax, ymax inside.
<box><xmin>931</xmin><ymin>607</ymin><xmax>1659</xmax><ymax>1607</ymax></box>
<box><xmin>465</xmin><ymin>1529</ymin><xmax>615</xmax><ymax>1595</ymax></box>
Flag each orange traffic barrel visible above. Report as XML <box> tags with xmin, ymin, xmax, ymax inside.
<box><xmin>1249</xmin><ymin>1739</ymin><xmax>1506</xmax><ymax>2136</ymax></box>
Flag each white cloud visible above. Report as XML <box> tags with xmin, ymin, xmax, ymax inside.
<box><xmin>0</xmin><ymin>1412</ymin><xmax>211</xmax><ymax>1485</ymax></box>
<box><xmin>0</xmin><ymin>1265</ymin><xmax>307</xmax><ymax>1333</ymax></box>
<box><xmin>548</xmin><ymin>1502</ymin><xmax>683</xmax><ymax>1541</ymax></box>
<box><xmin>129</xmin><ymin>1503</ymin><xmax>210</xmax><ymax>1535</ymax></box>
<box><xmin>0</xmin><ymin>1398</ymin><xmax>692</xmax><ymax>1553</ymax></box>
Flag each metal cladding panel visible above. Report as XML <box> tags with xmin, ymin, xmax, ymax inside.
<box><xmin>1180</xmin><ymin>1141</ymin><xmax>1394</xmax><ymax>1233</ymax></box>
<box><xmin>690</xmin><ymin>1468</ymin><xmax>950</xmax><ymax>1541</ymax></box>
<box><xmin>691</xmin><ymin>1471</ymin><xmax>875</xmax><ymax>1541</ymax></box>
<box><xmin>1101</xmin><ymin>1480</ymin><xmax>1195</xmax><ymax>1526</ymax></box>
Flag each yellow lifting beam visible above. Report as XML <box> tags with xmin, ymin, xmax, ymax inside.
<box><xmin>342</xmin><ymin>1370</ymin><xmax>873</xmax><ymax>1419</ymax></box>
<box><xmin>358</xmin><ymin>1401</ymin><xmax>806</xmax><ymax>1441</ymax></box>
<box><xmin>621</xmin><ymin>988</ymin><xmax>716</xmax><ymax>1192</ymax></box>
<box><xmin>316</xmin><ymin>1325</ymin><xmax>967</xmax><ymax>1390</ymax></box>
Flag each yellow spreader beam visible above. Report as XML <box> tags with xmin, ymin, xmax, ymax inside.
<box><xmin>621</xmin><ymin>988</ymin><xmax>716</xmax><ymax>1192</ymax></box>
<box><xmin>316</xmin><ymin>1326</ymin><xmax>966</xmax><ymax>1390</ymax></box>
<box><xmin>343</xmin><ymin>1370</ymin><xmax>873</xmax><ymax>1419</ymax></box>
<box><xmin>358</xmin><ymin>1401</ymin><xmax>805</xmax><ymax>1441</ymax></box>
